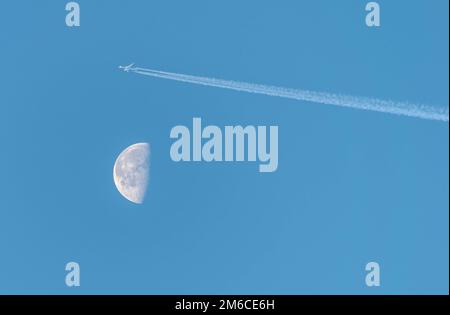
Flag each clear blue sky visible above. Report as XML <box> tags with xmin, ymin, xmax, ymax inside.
<box><xmin>0</xmin><ymin>0</ymin><xmax>448</xmax><ymax>294</ymax></box>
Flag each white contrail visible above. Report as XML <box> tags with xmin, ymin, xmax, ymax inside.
<box><xmin>121</xmin><ymin>65</ymin><xmax>449</xmax><ymax>122</ymax></box>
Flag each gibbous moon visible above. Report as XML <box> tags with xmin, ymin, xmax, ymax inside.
<box><xmin>113</xmin><ymin>143</ymin><xmax>150</xmax><ymax>204</ymax></box>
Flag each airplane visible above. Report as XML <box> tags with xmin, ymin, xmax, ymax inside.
<box><xmin>118</xmin><ymin>63</ymin><xmax>135</xmax><ymax>72</ymax></box>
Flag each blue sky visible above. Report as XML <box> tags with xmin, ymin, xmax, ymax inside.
<box><xmin>0</xmin><ymin>0</ymin><xmax>448</xmax><ymax>294</ymax></box>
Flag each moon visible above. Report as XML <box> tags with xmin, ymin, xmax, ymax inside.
<box><xmin>113</xmin><ymin>143</ymin><xmax>150</xmax><ymax>204</ymax></box>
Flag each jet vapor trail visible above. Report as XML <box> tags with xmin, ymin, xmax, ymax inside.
<box><xmin>120</xmin><ymin>64</ymin><xmax>449</xmax><ymax>122</ymax></box>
